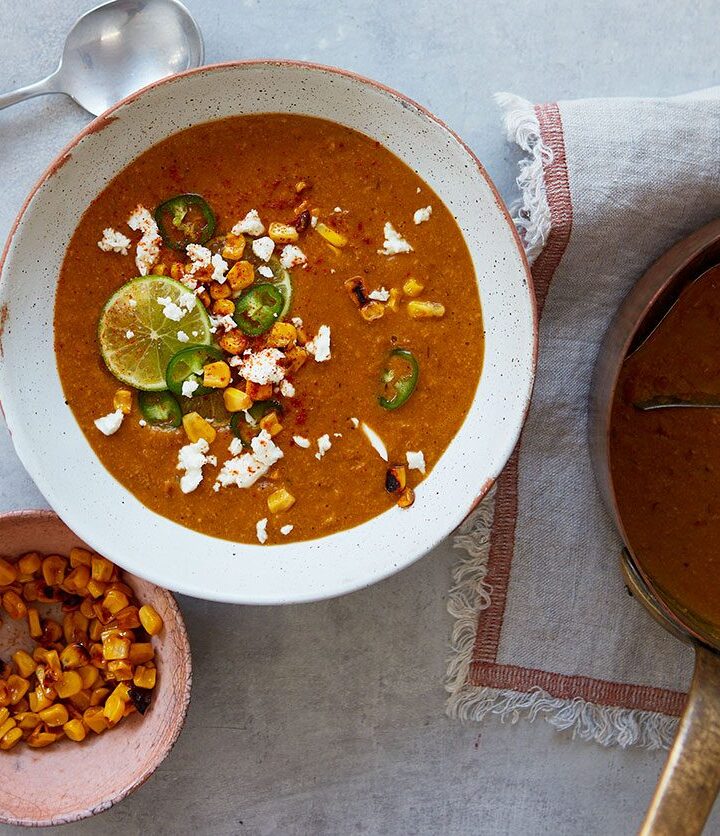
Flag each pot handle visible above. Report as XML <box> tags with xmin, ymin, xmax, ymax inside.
<box><xmin>641</xmin><ymin>643</ymin><xmax>720</xmax><ymax>835</ymax></box>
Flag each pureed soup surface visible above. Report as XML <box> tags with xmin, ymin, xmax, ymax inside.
<box><xmin>55</xmin><ymin>115</ymin><xmax>484</xmax><ymax>545</ymax></box>
<box><xmin>610</xmin><ymin>265</ymin><xmax>720</xmax><ymax>627</ymax></box>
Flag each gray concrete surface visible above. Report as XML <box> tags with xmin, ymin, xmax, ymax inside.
<box><xmin>1</xmin><ymin>1</ymin><xmax>719</xmax><ymax>833</ymax></box>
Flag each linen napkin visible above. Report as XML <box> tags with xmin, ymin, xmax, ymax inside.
<box><xmin>446</xmin><ymin>88</ymin><xmax>720</xmax><ymax>748</ymax></box>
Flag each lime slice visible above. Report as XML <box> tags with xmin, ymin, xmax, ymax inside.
<box><xmin>98</xmin><ymin>276</ymin><xmax>212</xmax><ymax>391</ymax></box>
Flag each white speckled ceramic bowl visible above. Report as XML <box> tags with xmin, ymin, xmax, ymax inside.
<box><xmin>0</xmin><ymin>62</ymin><xmax>536</xmax><ymax>604</ymax></box>
<box><xmin>0</xmin><ymin>510</ymin><xmax>191</xmax><ymax>828</ymax></box>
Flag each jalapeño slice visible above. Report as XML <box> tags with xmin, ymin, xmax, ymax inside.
<box><xmin>233</xmin><ymin>284</ymin><xmax>284</xmax><ymax>336</ymax></box>
<box><xmin>138</xmin><ymin>391</ymin><xmax>183</xmax><ymax>428</ymax></box>
<box><xmin>155</xmin><ymin>194</ymin><xmax>216</xmax><ymax>250</ymax></box>
<box><xmin>166</xmin><ymin>344</ymin><xmax>224</xmax><ymax>398</ymax></box>
<box><xmin>230</xmin><ymin>400</ymin><xmax>284</xmax><ymax>447</ymax></box>
<box><xmin>378</xmin><ymin>348</ymin><xmax>419</xmax><ymax>411</ymax></box>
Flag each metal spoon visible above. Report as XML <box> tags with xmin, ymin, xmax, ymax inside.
<box><xmin>635</xmin><ymin>394</ymin><xmax>720</xmax><ymax>411</ymax></box>
<box><xmin>0</xmin><ymin>0</ymin><xmax>203</xmax><ymax>116</ymax></box>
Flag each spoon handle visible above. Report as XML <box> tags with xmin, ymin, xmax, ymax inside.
<box><xmin>634</xmin><ymin>394</ymin><xmax>720</xmax><ymax>411</ymax></box>
<box><xmin>0</xmin><ymin>71</ymin><xmax>62</xmax><ymax>112</ymax></box>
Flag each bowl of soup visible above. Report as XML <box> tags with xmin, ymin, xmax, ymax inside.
<box><xmin>0</xmin><ymin>62</ymin><xmax>535</xmax><ymax>603</ymax></box>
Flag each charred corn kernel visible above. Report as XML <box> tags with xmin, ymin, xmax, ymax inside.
<box><xmin>0</xmin><ymin>727</ymin><xmax>22</xmax><ymax>750</ymax></box>
<box><xmin>259</xmin><ymin>412</ymin><xmax>283</xmax><ymax>438</ymax></box>
<box><xmin>29</xmin><ymin>687</ymin><xmax>53</xmax><ymax>713</ymax></box>
<box><xmin>387</xmin><ymin>288</ymin><xmax>403</xmax><ymax>312</ymax></box>
<box><xmin>80</xmin><ymin>598</ymin><xmax>95</xmax><ymax>618</ymax></box>
<box><xmin>385</xmin><ymin>465</ymin><xmax>407</xmax><ymax>494</ymax></box>
<box><xmin>402</xmin><ymin>278</ymin><xmax>424</xmax><ymax>297</ymax></box>
<box><xmin>12</xmin><ymin>650</ymin><xmax>35</xmax><ymax>678</ymax></box>
<box><xmin>0</xmin><ymin>557</ymin><xmax>17</xmax><ymax>587</ymax></box>
<box><xmin>56</xmin><ymin>671</ymin><xmax>83</xmax><ymax>699</ymax></box>
<box><xmin>128</xmin><ymin>643</ymin><xmax>155</xmax><ymax>665</ymax></box>
<box><xmin>0</xmin><ymin>682</ymin><xmax>9</xmax><ymax>708</ymax></box>
<box><xmin>198</xmin><ymin>289</ymin><xmax>211</xmax><ymax>308</ymax></box>
<box><xmin>170</xmin><ymin>261</ymin><xmax>185</xmax><ymax>280</ymax></box>
<box><xmin>15</xmin><ymin>711</ymin><xmax>40</xmax><ymax>730</ymax></box>
<box><xmin>41</xmin><ymin>619</ymin><xmax>63</xmax><ymax>645</ymax></box>
<box><xmin>360</xmin><ymin>301</ymin><xmax>385</xmax><ymax>322</ymax></box>
<box><xmin>27</xmin><ymin>731</ymin><xmax>58</xmax><ymax>748</ymax></box>
<box><xmin>39</xmin><ymin>703</ymin><xmax>69</xmax><ymax>727</ymax></box>
<box><xmin>123</xmin><ymin>702</ymin><xmax>136</xmax><ymax>718</ymax></box>
<box><xmin>102</xmin><ymin>635</ymin><xmax>130</xmax><ymax>661</ymax></box>
<box><xmin>203</xmin><ymin>360</ymin><xmax>231</xmax><ymax>389</ymax></box>
<box><xmin>63</xmin><ymin>718</ymin><xmax>87</xmax><ymax>742</ymax></box>
<box><xmin>0</xmin><ymin>717</ymin><xmax>16</xmax><ymax>740</ymax></box>
<box><xmin>226</xmin><ymin>260</ymin><xmax>255</xmax><ymax>293</ymax></box>
<box><xmin>0</xmin><ymin>708</ymin><xmax>8</xmax><ymax>727</ymax></box>
<box><xmin>212</xmin><ymin>298</ymin><xmax>235</xmax><ymax>317</ymax></box>
<box><xmin>284</xmin><ymin>346</ymin><xmax>308</xmax><ymax>374</ymax></box>
<box><xmin>267</xmin><ymin>488</ymin><xmax>296</xmax><ymax>514</ymax></box>
<box><xmin>397</xmin><ymin>486</ymin><xmax>415</xmax><ymax>508</ymax></box>
<box><xmin>138</xmin><ymin>604</ymin><xmax>163</xmax><ymax>636</ymax></box>
<box><xmin>42</xmin><ymin>554</ymin><xmax>67</xmax><ymax>586</ymax></box>
<box><xmin>91</xmin><ymin>555</ymin><xmax>113</xmax><ymax>583</ymax></box>
<box><xmin>134</xmin><ymin>665</ymin><xmax>157</xmax><ymax>689</ymax></box>
<box><xmin>153</xmin><ymin>263</ymin><xmax>167</xmax><ymax>276</ymax></box>
<box><xmin>64</xmin><ymin>565</ymin><xmax>91</xmax><ymax>594</ymax></box>
<box><xmin>69</xmin><ymin>547</ymin><xmax>92</xmax><ymax>568</ymax></box>
<box><xmin>223</xmin><ymin>387</ymin><xmax>253</xmax><ymax>412</ymax></box>
<box><xmin>83</xmin><ymin>706</ymin><xmax>108</xmax><ymax>734</ymax></box>
<box><xmin>111</xmin><ymin>682</ymin><xmax>131</xmax><ymax>703</ymax></box>
<box><xmin>218</xmin><ymin>329</ymin><xmax>248</xmax><ymax>355</ymax></box>
<box><xmin>182</xmin><ymin>412</ymin><xmax>217</xmax><ymax>444</ymax></box>
<box><xmin>68</xmin><ymin>689</ymin><xmax>91</xmax><ymax>712</ymax></box>
<box><xmin>246</xmin><ymin>381</ymin><xmax>273</xmax><ymax>401</ymax></box>
<box><xmin>89</xmin><ymin>618</ymin><xmax>104</xmax><ymax>642</ymax></box>
<box><xmin>315</xmin><ymin>221</ymin><xmax>347</xmax><ymax>248</ymax></box>
<box><xmin>106</xmin><ymin>579</ymin><xmax>132</xmax><ymax>595</ymax></box>
<box><xmin>222</xmin><ymin>231</ymin><xmax>246</xmax><ymax>261</ymax></box>
<box><xmin>78</xmin><ymin>665</ymin><xmax>99</xmax><ymax>689</ymax></box>
<box><xmin>22</xmin><ymin>581</ymin><xmax>39</xmax><ymax>602</ymax></box>
<box><xmin>89</xmin><ymin>687</ymin><xmax>110</xmax><ymax>707</ymax></box>
<box><xmin>18</xmin><ymin>551</ymin><xmax>42</xmax><ymax>575</ymax></box>
<box><xmin>295</xmin><ymin>179</ymin><xmax>309</xmax><ymax>193</ymax></box>
<box><xmin>93</xmin><ymin>604</ymin><xmax>114</xmax><ymax>626</ymax></box>
<box><xmin>344</xmin><ymin>276</ymin><xmax>369</xmax><ymax>308</ymax></box>
<box><xmin>209</xmin><ymin>280</ymin><xmax>232</xmax><ymax>301</ymax></box>
<box><xmin>107</xmin><ymin>660</ymin><xmax>133</xmax><ymax>680</ymax></box>
<box><xmin>103</xmin><ymin>589</ymin><xmax>129</xmax><ymax>616</ymax></box>
<box><xmin>113</xmin><ymin>388</ymin><xmax>133</xmax><ymax>414</ymax></box>
<box><xmin>112</xmin><ymin>605</ymin><xmax>141</xmax><ymax>630</ymax></box>
<box><xmin>86</xmin><ymin>579</ymin><xmax>107</xmax><ymax>599</ymax></box>
<box><xmin>103</xmin><ymin>693</ymin><xmax>124</xmax><ymax>726</ymax></box>
<box><xmin>266</xmin><ymin>321</ymin><xmax>297</xmax><ymax>348</ymax></box>
<box><xmin>406</xmin><ymin>300</ymin><xmax>445</xmax><ymax>319</ymax></box>
<box><xmin>41</xmin><ymin>649</ymin><xmax>61</xmax><ymax>677</ymax></box>
<box><xmin>268</xmin><ymin>221</ymin><xmax>299</xmax><ymax>244</ymax></box>
<box><xmin>2</xmin><ymin>590</ymin><xmax>26</xmax><ymax>620</ymax></box>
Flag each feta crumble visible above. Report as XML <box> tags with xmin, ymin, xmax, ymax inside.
<box><xmin>97</xmin><ymin>227</ymin><xmax>131</xmax><ymax>255</ymax></box>
<box><xmin>279</xmin><ymin>379</ymin><xmax>296</xmax><ymax>398</ymax></box>
<box><xmin>177</xmin><ymin>438</ymin><xmax>217</xmax><ymax>494</ymax></box>
<box><xmin>306</xmin><ymin>325</ymin><xmax>331</xmax><ymax>362</ymax></box>
<box><xmin>368</xmin><ymin>287</ymin><xmax>390</xmax><ymax>302</ymax></box>
<box><xmin>413</xmin><ymin>205</ymin><xmax>433</xmax><ymax>225</ymax></box>
<box><xmin>361</xmin><ymin>422</ymin><xmax>388</xmax><ymax>461</ymax></box>
<box><xmin>291</xmin><ymin>316</ymin><xmax>304</xmax><ymax>328</ymax></box>
<box><xmin>406</xmin><ymin>450</ymin><xmax>426</xmax><ymax>474</ymax></box>
<box><xmin>378</xmin><ymin>222</ymin><xmax>413</xmax><ymax>256</ymax></box>
<box><xmin>258</xmin><ymin>265</ymin><xmax>274</xmax><ymax>278</ymax></box>
<box><xmin>127</xmin><ymin>206</ymin><xmax>161</xmax><ymax>276</ymax></box>
<box><xmin>252</xmin><ymin>236</ymin><xmax>275</xmax><ymax>262</ymax></box>
<box><xmin>157</xmin><ymin>296</ymin><xmax>184</xmax><ymax>322</ymax></box>
<box><xmin>128</xmin><ymin>298</ymin><xmax>137</xmax><ymax>308</ymax></box>
<box><xmin>210</xmin><ymin>314</ymin><xmax>237</xmax><ymax>333</ymax></box>
<box><xmin>238</xmin><ymin>348</ymin><xmax>286</xmax><ymax>384</ymax></box>
<box><xmin>293</xmin><ymin>435</ymin><xmax>311</xmax><ymax>448</ymax></box>
<box><xmin>177</xmin><ymin>330</ymin><xmax>190</xmax><ymax>343</ymax></box>
<box><xmin>280</xmin><ymin>524</ymin><xmax>294</xmax><ymax>536</ymax></box>
<box><xmin>279</xmin><ymin>244</ymin><xmax>307</xmax><ymax>269</ymax></box>
<box><xmin>350</xmin><ymin>417</ymin><xmax>359</xmax><ymax>428</ymax></box>
<box><xmin>94</xmin><ymin>409</ymin><xmax>124</xmax><ymax>436</ymax></box>
<box><xmin>256</xmin><ymin>518</ymin><xmax>268</xmax><ymax>544</ymax></box>
<box><xmin>125</xmin><ymin>330</ymin><xmax>134</xmax><ymax>340</ymax></box>
<box><xmin>315</xmin><ymin>434</ymin><xmax>332</xmax><ymax>460</ymax></box>
<box><xmin>139</xmin><ymin>419</ymin><xmax>147</xmax><ymax>427</ymax></box>
<box><xmin>310</xmin><ymin>215</ymin><xmax>318</xmax><ymax>228</ymax></box>
<box><xmin>182</xmin><ymin>379</ymin><xmax>199</xmax><ymax>398</ymax></box>
<box><xmin>333</xmin><ymin>207</ymin><xmax>342</xmax><ymax>213</ymax></box>
<box><xmin>232</xmin><ymin>209</ymin><xmax>265</xmax><ymax>237</ymax></box>
<box><xmin>215</xmin><ymin>430</ymin><xmax>284</xmax><ymax>490</ymax></box>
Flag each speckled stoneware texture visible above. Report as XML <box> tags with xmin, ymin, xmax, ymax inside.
<box><xmin>0</xmin><ymin>62</ymin><xmax>536</xmax><ymax>604</ymax></box>
<box><xmin>0</xmin><ymin>510</ymin><xmax>192</xmax><ymax>828</ymax></box>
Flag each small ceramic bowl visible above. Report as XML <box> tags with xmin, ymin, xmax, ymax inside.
<box><xmin>0</xmin><ymin>510</ymin><xmax>191</xmax><ymax>828</ymax></box>
<box><xmin>0</xmin><ymin>61</ymin><xmax>536</xmax><ymax>604</ymax></box>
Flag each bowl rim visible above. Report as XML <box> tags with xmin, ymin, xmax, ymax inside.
<box><xmin>0</xmin><ymin>508</ymin><xmax>193</xmax><ymax>828</ymax></box>
<box><xmin>0</xmin><ymin>61</ymin><xmax>537</xmax><ymax>603</ymax></box>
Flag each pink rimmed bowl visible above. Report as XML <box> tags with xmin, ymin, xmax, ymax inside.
<box><xmin>0</xmin><ymin>61</ymin><xmax>536</xmax><ymax>604</ymax></box>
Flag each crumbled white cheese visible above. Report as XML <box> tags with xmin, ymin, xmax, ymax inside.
<box><xmin>139</xmin><ymin>419</ymin><xmax>147</xmax><ymax>427</ymax></box>
<box><xmin>210</xmin><ymin>314</ymin><xmax>237</xmax><ymax>333</ymax></box>
<box><xmin>293</xmin><ymin>435</ymin><xmax>311</xmax><ymax>448</ymax></box>
<box><xmin>182</xmin><ymin>379</ymin><xmax>199</xmax><ymax>398</ymax></box>
<box><xmin>94</xmin><ymin>409</ymin><xmax>124</xmax><ymax>436</ymax></box>
<box><xmin>238</xmin><ymin>348</ymin><xmax>286</xmax><ymax>384</ymax></box>
<box><xmin>186</xmin><ymin>243</ymin><xmax>211</xmax><ymax>270</ymax></box>
<box><xmin>416</xmin><ymin>186</ymin><xmax>421</xmax><ymax>193</ymax></box>
<box><xmin>306</xmin><ymin>325</ymin><xmax>331</xmax><ymax>362</ymax></box>
<box><xmin>128</xmin><ymin>298</ymin><xmax>137</xmax><ymax>308</ymax></box>
<box><xmin>157</xmin><ymin>296</ymin><xmax>185</xmax><ymax>322</ymax></box>
<box><xmin>125</xmin><ymin>330</ymin><xmax>134</xmax><ymax>339</ymax></box>
<box><xmin>350</xmin><ymin>417</ymin><xmax>359</xmax><ymax>428</ymax></box>
<box><xmin>310</xmin><ymin>215</ymin><xmax>318</xmax><ymax>228</ymax></box>
<box><xmin>258</xmin><ymin>265</ymin><xmax>274</xmax><ymax>278</ymax></box>
<box><xmin>280</xmin><ymin>524</ymin><xmax>294</xmax><ymax>536</ymax></box>
<box><xmin>361</xmin><ymin>422</ymin><xmax>388</xmax><ymax>461</ymax></box>
<box><xmin>178</xmin><ymin>291</ymin><xmax>196</xmax><ymax>312</ymax></box>
<box><xmin>406</xmin><ymin>450</ymin><xmax>426</xmax><ymax>474</ymax></box>
<box><xmin>291</xmin><ymin>316</ymin><xmax>304</xmax><ymax>328</ymax></box>
<box><xmin>279</xmin><ymin>244</ymin><xmax>307</xmax><ymax>269</ymax></box>
<box><xmin>333</xmin><ymin>433</ymin><xmax>343</xmax><ymax>438</ymax></box>
<box><xmin>211</xmin><ymin>253</ymin><xmax>228</xmax><ymax>283</ymax></box>
<box><xmin>252</xmin><ymin>236</ymin><xmax>275</xmax><ymax>262</ymax></box>
<box><xmin>232</xmin><ymin>209</ymin><xmax>265</xmax><ymax>237</ymax></box>
<box><xmin>183</xmin><ymin>245</ymin><xmax>227</xmax><ymax>284</ymax></box>
<box><xmin>98</xmin><ymin>227</ymin><xmax>131</xmax><ymax>255</ymax></box>
<box><xmin>333</xmin><ymin>207</ymin><xmax>342</xmax><ymax>213</ymax></box>
<box><xmin>177</xmin><ymin>330</ymin><xmax>190</xmax><ymax>343</ymax></box>
<box><xmin>378</xmin><ymin>222</ymin><xmax>413</xmax><ymax>256</ymax></box>
<box><xmin>256</xmin><ymin>518</ymin><xmax>268</xmax><ymax>544</ymax></box>
<box><xmin>279</xmin><ymin>379</ymin><xmax>295</xmax><ymax>398</ymax></box>
<box><xmin>177</xmin><ymin>438</ymin><xmax>217</xmax><ymax>494</ymax></box>
<box><xmin>368</xmin><ymin>287</ymin><xmax>390</xmax><ymax>302</ymax></box>
<box><xmin>315</xmin><ymin>434</ymin><xmax>332</xmax><ymax>460</ymax></box>
<box><xmin>413</xmin><ymin>205</ymin><xmax>433</xmax><ymax>225</ymax></box>
<box><xmin>215</xmin><ymin>429</ymin><xmax>284</xmax><ymax>490</ymax></box>
<box><xmin>127</xmin><ymin>206</ymin><xmax>161</xmax><ymax>276</ymax></box>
